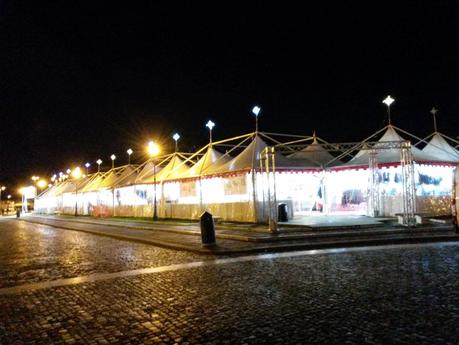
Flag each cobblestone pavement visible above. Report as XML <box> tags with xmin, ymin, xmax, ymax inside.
<box><xmin>0</xmin><ymin>219</ymin><xmax>207</xmax><ymax>288</ymax></box>
<box><xmin>0</xmin><ymin>219</ymin><xmax>458</xmax><ymax>344</ymax></box>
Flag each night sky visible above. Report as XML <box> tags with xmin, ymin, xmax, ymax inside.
<box><xmin>0</xmin><ymin>1</ymin><xmax>458</xmax><ymax>194</ymax></box>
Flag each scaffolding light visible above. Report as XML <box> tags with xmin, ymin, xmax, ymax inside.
<box><xmin>382</xmin><ymin>95</ymin><xmax>395</xmax><ymax>107</ymax></box>
<box><xmin>173</xmin><ymin>133</ymin><xmax>180</xmax><ymax>142</ymax></box>
<box><xmin>252</xmin><ymin>106</ymin><xmax>261</xmax><ymax>116</ymax></box>
<box><xmin>206</xmin><ymin>120</ymin><xmax>215</xmax><ymax>131</ymax></box>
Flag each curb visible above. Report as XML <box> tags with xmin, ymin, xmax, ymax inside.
<box><xmin>19</xmin><ymin>218</ymin><xmax>459</xmax><ymax>256</ymax></box>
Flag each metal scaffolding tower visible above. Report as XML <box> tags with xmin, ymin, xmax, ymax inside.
<box><xmin>368</xmin><ymin>149</ymin><xmax>380</xmax><ymax>217</ymax></box>
<box><xmin>400</xmin><ymin>141</ymin><xmax>416</xmax><ymax>226</ymax></box>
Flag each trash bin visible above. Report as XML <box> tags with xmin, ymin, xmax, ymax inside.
<box><xmin>16</xmin><ymin>209</ymin><xmax>20</xmax><ymax>218</ymax></box>
<box><xmin>278</xmin><ymin>203</ymin><xmax>288</xmax><ymax>222</ymax></box>
<box><xmin>200</xmin><ymin>211</ymin><xmax>216</xmax><ymax>246</ymax></box>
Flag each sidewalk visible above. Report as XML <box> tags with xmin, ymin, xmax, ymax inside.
<box><xmin>20</xmin><ymin>214</ymin><xmax>459</xmax><ymax>255</ymax></box>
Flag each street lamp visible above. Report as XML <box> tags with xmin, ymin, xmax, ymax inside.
<box><xmin>96</xmin><ymin>159</ymin><xmax>102</xmax><ymax>173</ymax></box>
<box><xmin>252</xmin><ymin>105</ymin><xmax>261</xmax><ymax>132</ymax></box>
<box><xmin>110</xmin><ymin>154</ymin><xmax>116</xmax><ymax>169</ymax></box>
<box><xmin>0</xmin><ymin>186</ymin><xmax>5</xmax><ymax>201</ymax></box>
<box><xmin>206</xmin><ymin>120</ymin><xmax>215</xmax><ymax>143</ymax></box>
<box><xmin>72</xmin><ymin>167</ymin><xmax>82</xmax><ymax>216</ymax></box>
<box><xmin>382</xmin><ymin>95</ymin><xmax>395</xmax><ymax>125</ymax></box>
<box><xmin>147</xmin><ymin>140</ymin><xmax>160</xmax><ymax>220</ymax></box>
<box><xmin>173</xmin><ymin>133</ymin><xmax>180</xmax><ymax>152</ymax></box>
<box><xmin>127</xmin><ymin>148</ymin><xmax>133</xmax><ymax>165</ymax></box>
<box><xmin>430</xmin><ymin>107</ymin><xmax>438</xmax><ymax>132</ymax></box>
<box><xmin>85</xmin><ymin>162</ymin><xmax>91</xmax><ymax>174</ymax></box>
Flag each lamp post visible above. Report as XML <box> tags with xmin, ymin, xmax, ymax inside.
<box><xmin>85</xmin><ymin>162</ymin><xmax>91</xmax><ymax>174</ymax></box>
<box><xmin>430</xmin><ymin>107</ymin><xmax>438</xmax><ymax>132</ymax></box>
<box><xmin>252</xmin><ymin>106</ymin><xmax>261</xmax><ymax>132</ymax></box>
<box><xmin>382</xmin><ymin>95</ymin><xmax>395</xmax><ymax>125</ymax></box>
<box><xmin>206</xmin><ymin>120</ymin><xmax>215</xmax><ymax>143</ymax></box>
<box><xmin>0</xmin><ymin>186</ymin><xmax>5</xmax><ymax>201</ymax></box>
<box><xmin>96</xmin><ymin>159</ymin><xmax>102</xmax><ymax>173</ymax></box>
<box><xmin>127</xmin><ymin>148</ymin><xmax>133</xmax><ymax>165</ymax></box>
<box><xmin>147</xmin><ymin>140</ymin><xmax>160</xmax><ymax>220</ymax></box>
<box><xmin>72</xmin><ymin>167</ymin><xmax>82</xmax><ymax>216</ymax></box>
<box><xmin>110</xmin><ymin>155</ymin><xmax>116</xmax><ymax>169</ymax></box>
<box><xmin>173</xmin><ymin>133</ymin><xmax>180</xmax><ymax>152</ymax></box>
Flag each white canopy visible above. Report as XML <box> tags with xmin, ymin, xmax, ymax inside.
<box><xmin>345</xmin><ymin>125</ymin><xmax>436</xmax><ymax>167</ymax></box>
<box><xmin>181</xmin><ymin>146</ymin><xmax>230</xmax><ymax>178</ymax></box>
<box><xmin>288</xmin><ymin>136</ymin><xmax>340</xmax><ymax>167</ymax></box>
<box><xmin>204</xmin><ymin>135</ymin><xmax>318</xmax><ymax>175</ymax></box>
<box><xmin>421</xmin><ymin>133</ymin><xmax>459</xmax><ymax>163</ymax></box>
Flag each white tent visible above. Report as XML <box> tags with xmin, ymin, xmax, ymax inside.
<box><xmin>181</xmin><ymin>146</ymin><xmax>230</xmax><ymax>178</ymax></box>
<box><xmin>345</xmin><ymin>125</ymin><xmax>436</xmax><ymax>167</ymax></box>
<box><xmin>288</xmin><ymin>135</ymin><xmax>340</xmax><ymax>167</ymax></box>
<box><xmin>421</xmin><ymin>133</ymin><xmax>459</xmax><ymax>163</ymax></box>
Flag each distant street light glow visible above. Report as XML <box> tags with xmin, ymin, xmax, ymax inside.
<box><xmin>96</xmin><ymin>159</ymin><xmax>102</xmax><ymax>172</ymax></box>
<box><xmin>127</xmin><ymin>148</ymin><xmax>133</xmax><ymax>165</ymax></box>
<box><xmin>110</xmin><ymin>155</ymin><xmax>116</xmax><ymax>169</ymax></box>
<box><xmin>252</xmin><ymin>105</ymin><xmax>261</xmax><ymax>132</ymax></box>
<box><xmin>173</xmin><ymin>133</ymin><xmax>180</xmax><ymax>152</ymax></box>
<box><xmin>206</xmin><ymin>120</ymin><xmax>215</xmax><ymax>143</ymax></box>
<box><xmin>382</xmin><ymin>95</ymin><xmax>395</xmax><ymax>124</ymax></box>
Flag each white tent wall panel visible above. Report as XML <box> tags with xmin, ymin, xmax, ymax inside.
<box><xmin>325</xmin><ymin>169</ymin><xmax>369</xmax><ymax>215</ymax></box>
<box><xmin>415</xmin><ymin>164</ymin><xmax>454</xmax><ymax>216</ymax></box>
<box><xmin>275</xmin><ymin>172</ymin><xmax>323</xmax><ymax>215</ymax></box>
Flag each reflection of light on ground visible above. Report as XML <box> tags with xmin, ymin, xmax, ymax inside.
<box><xmin>1</xmin><ymin>241</ymin><xmax>456</xmax><ymax>296</ymax></box>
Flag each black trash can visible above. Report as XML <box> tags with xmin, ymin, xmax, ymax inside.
<box><xmin>16</xmin><ymin>209</ymin><xmax>21</xmax><ymax>218</ymax></box>
<box><xmin>200</xmin><ymin>211</ymin><xmax>216</xmax><ymax>246</ymax></box>
<box><xmin>278</xmin><ymin>203</ymin><xmax>288</xmax><ymax>222</ymax></box>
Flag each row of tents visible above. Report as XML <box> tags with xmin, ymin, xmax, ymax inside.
<box><xmin>35</xmin><ymin>124</ymin><xmax>459</xmax><ymax>222</ymax></box>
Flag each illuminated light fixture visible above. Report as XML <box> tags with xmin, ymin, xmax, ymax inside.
<box><xmin>430</xmin><ymin>107</ymin><xmax>438</xmax><ymax>132</ymax></box>
<box><xmin>66</xmin><ymin>169</ymin><xmax>71</xmax><ymax>174</ymax></box>
<box><xmin>252</xmin><ymin>105</ymin><xmax>261</xmax><ymax>132</ymax></box>
<box><xmin>110</xmin><ymin>154</ymin><xmax>116</xmax><ymax>169</ymax></box>
<box><xmin>59</xmin><ymin>172</ymin><xmax>64</xmax><ymax>177</ymax></box>
<box><xmin>31</xmin><ymin>176</ymin><xmax>39</xmax><ymax>182</ymax></box>
<box><xmin>206</xmin><ymin>120</ymin><xmax>215</xmax><ymax>143</ymax></box>
<box><xmin>382</xmin><ymin>95</ymin><xmax>395</xmax><ymax>125</ymax></box>
<box><xmin>72</xmin><ymin>167</ymin><xmax>82</xmax><ymax>179</ymax></box>
<box><xmin>37</xmin><ymin>180</ymin><xmax>47</xmax><ymax>189</ymax></box>
<box><xmin>96</xmin><ymin>159</ymin><xmax>102</xmax><ymax>173</ymax></box>
<box><xmin>173</xmin><ymin>133</ymin><xmax>180</xmax><ymax>152</ymax></box>
<box><xmin>147</xmin><ymin>140</ymin><xmax>160</xmax><ymax>221</ymax></box>
<box><xmin>127</xmin><ymin>148</ymin><xmax>133</xmax><ymax>165</ymax></box>
<box><xmin>7</xmin><ymin>195</ymin><xmax>11</xmax><ymax>199</ymax></box>
<box><xmin>0</xmin><ymin>186</ymin><xmax>5</xmax><ymax>201</ymax></box>
<box><xmin>147</xmin><ymin>141</ymin><xmax>160</xmax><ymax>157</ymax></box>
<box><xmin>84</xmin><ymin>162</ymin><xmax>91</xmax><ymax>174</ymax></box>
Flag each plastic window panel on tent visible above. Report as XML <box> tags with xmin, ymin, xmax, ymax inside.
<box><xmin>201</xmin><ymin>177</ymin><xmax>225</xmax><ymax>203</ymax></box>
<box><xmin>415</xmin><ymin>165</ymin><xmax>453</xmax><ymax>197</ymax></box>
<box><xmin>276</xmin><ymin>172</ymin><xmax>322</xmax><ymax>213</ymax></box>
<box><xmin>326</xmin><ymin>169</ymin><xmax>368</xmax><ymax>214</ymax></box>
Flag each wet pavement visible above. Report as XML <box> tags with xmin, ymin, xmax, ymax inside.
<box><xmin>0</xmin><ymin>219</ymin><xmax>207</xmax><ymax>288</ymax></box>
<box><xmin>0</xmin><ymin>218</ymin><xmax>458</xmax><ymax>344</ymax></box>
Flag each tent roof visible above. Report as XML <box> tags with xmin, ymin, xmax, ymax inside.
<box><xmin>421</xmin><ymin>133</ymin><xmax>459</xmax><ymax>163</ymax></box>
<box><xmin>204</xmin><ymin>135</ymin><xmax>318</xmax><ymax>175</ymax></box>
<box><xmin>182</xmin><ymin>146</ymin><xmax>231</xmax><ymax>178</ymax></box>
<box><xmin>138</xmin><ymin>155</ymin><xmax>189</xmax><ymax>183</ymax></box>
<box><xmin>288</xmin><ymin>136</ymin><xmax>340</xmax><ymax>167</ymax></box>
<box><xmin>79</xmin><ymin>172</ymin><xmax>107</xmax><ymax>192</ymax></box>
<box><xmin>116</xmin><ymin>165</ymin><xmax>140</xmax><ymax>187</ymax></box>
<box><xmin>344</xmin><ymin>125</ymin><xmax>436</xmax><ymax>167</ymax></box>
